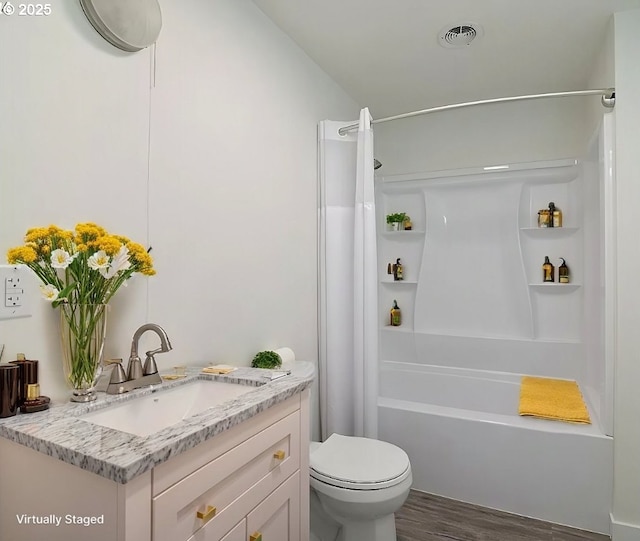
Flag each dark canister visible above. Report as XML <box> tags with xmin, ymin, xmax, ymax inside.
<box><xmin>10</xmin><ymin>356</ymin><xmax>38</xmax><ymax>406</ymax></box>
<box><xmin>0</xmin><ymin>364</ymin><xmax>19</xmax><ymax>418</ymax></box>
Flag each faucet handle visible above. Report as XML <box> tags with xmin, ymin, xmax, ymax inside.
<box><xmin>143</xmin><ymin>351</ymin><xmax>159</xmax><ymax>376</ymax></box>
<box><xmin>127</xmin><ymin>356</ymin><xmax>144</xmax><ymax>381</ymax></box>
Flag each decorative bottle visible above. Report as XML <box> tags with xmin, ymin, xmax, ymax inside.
<box><xmin>542</xmin><ymin>256</ymin><xmax>555</xmax><ymax>283</ymax></box>
<box><xmin>537</xmin><ymin>209</ymin><xmax>550</xmax><ymax>228</ymax></box>
<box><xmin>548</xmin><ymin>202</ymin><xmax>562</xmax><ymax>227</ymax></box>
<box><xmin>390</xmin><ymin>300</ymin><xmax>401</xmax><ymax>327</ymax></box>
<box><xmin>558</xmin><ymin>258</ymin><xmax>570</xmax><ymax>283</ymax></box>
<box><xmin>393</xmin><ymin>258</ymin><xmax>404</xmax><ymax>281</ymax></box>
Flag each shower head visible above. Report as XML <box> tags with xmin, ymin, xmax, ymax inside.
<box><xmin>374</xmin><ymin>159</ymin><xmax>382</xmax><ymax>170</ymax></box>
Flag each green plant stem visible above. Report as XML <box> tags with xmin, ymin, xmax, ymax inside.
<box><xmin>61</xmin><ymin>304</ymin><xmax>106</xmax><ymax>389</ymax></box>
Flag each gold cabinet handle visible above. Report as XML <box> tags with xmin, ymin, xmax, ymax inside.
<box><xmin>250</xmin><ymin>532</ymin><xmax>262</xmax><ymax>541</ymax></box>
<box><xmin>196</xmin><ymin>505</ymin><xmax>217</xmax><ymax>521</ymax></box>
<box><xmin>273</xmin><ymin>450</ymin><xmax>286</xmax><ymax>460</ymax></box>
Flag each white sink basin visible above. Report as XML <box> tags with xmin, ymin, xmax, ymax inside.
<box><xmin>80</xmin><ymin>380</ymin><xmax>257</xmax><ymax>437</ymax></box>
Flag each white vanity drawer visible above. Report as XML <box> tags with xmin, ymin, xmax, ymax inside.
<box><xmin>218</xmin><ymin>519</ymin><xmax>245</xmax><ymax>541</ymax></box>
<box><xmin>153</xmin><ymin>395</ymin><xmax>300</xmax><ymax>495</ymax></box>
<box><xmin>153</xmin><ymin>410</ymin><xmax>300</xmax><ymax>541</ymax></box>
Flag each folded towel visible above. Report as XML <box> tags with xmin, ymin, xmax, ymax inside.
<box><xmin>519</xmin><ymin>376</ymin><xmax>591</xmax><ymax>424</ymax></box>
<box><xmin>202</xmin><ymin>365</ymin><xmax>237</xmax><ymax>375</ymax></box>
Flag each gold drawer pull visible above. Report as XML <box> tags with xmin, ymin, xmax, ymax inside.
<box><xmin>196</xmin><ymin>505</ymin><xmax>217</xmax><ymax>521</ymax></box>
<box><xmin>273</xmin><ymin>450</ymin><xmax>286</xmax><ymax>460</ymax></box>
<box><xmin>250</xmin><ymin>532</ymin><xmax>262</xmax><ymax>541</ymax></box>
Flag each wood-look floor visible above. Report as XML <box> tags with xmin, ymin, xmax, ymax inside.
<box><xmin>396</xmin><ymin>490</ymin><xmax>610</xmax><ymax>541</ymax></box>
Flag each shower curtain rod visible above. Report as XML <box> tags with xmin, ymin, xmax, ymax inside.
<box><xmin>337</xmin><ymin>88</ymin><xmax>616</xmax><ymax>136</ymax></box>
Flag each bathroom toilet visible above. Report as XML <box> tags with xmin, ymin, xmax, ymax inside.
<box><xmin>283</xmin><ymin>359</ymin><xmax>412</xmax><ymax>541</ymax></box>
<box><xmin>309</xmin><ymin>433</ymin><xmax>412</xmax><ymax>541</ymax></box>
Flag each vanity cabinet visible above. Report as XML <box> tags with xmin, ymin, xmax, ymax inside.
<box><xmin>0</xmin><ymin>389</ymin><xmax>310</xmax><ymax>541</ymax></box>
<box><xmin>153</xmin><ymin>398</ymin><xmax>302</xmax><ymax>541</ymax></box>
<box><xmin>220</xmin><ymin>521</ymin><xmax>246</xmax><ymax>541</ymax></box>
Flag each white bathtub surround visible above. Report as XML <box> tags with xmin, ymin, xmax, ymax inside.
<box><xmin>318</xmin><ymin>110</ymin><xmax>379</xmax><ymax>439</ymax></box>
<box><xmin>414</xmin><ymin>179</ymin><xmax>529</xmax><ymax>339</ymax></box>
<box><xmin>379</xmin><ymin>362</ymin><xmax>612</xmax><ymax>534</ymax></box>
<box><xmin>376</xmin><ymin>128</ymin><xmax>615</xmax><ymax>534</ymax></box>
<box><xmin>610</xmin><ymin>516</ymin><xmax>640</xmax><ymax>541</ymax></box>
<box><xmin>377</xmin><ymin>155</ymin><xmax>613</xmax><ymax>418</ymax></box>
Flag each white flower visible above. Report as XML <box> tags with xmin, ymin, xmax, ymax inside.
<box><xmin>99</xmin><ymin>245</ymin><xmax>131</xmax><ymax>279</ymax></box>
<box><xmin>88</xmin><ymin>250</ymin><xmax>110</xmax><ymax>270</ymax></box>
<box><xmin>50</xmin><ymin>249</ymin><xmax>77</xmax><ymax>269</ymax></box>
<box><xmin>40</xmin><ymin>284</ymin><xmax>59</xmax><ymax>302</ymax></box>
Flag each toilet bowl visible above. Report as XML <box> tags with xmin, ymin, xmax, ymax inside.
<box><xmin>283</xmin><ymin>359</ymin><xmax>412</xmax><ymax>541</ymax></box>
<box><xmin>309</xmin><ymin>433</ymin><xmax>412</xmax><ymax>541</ymax></box>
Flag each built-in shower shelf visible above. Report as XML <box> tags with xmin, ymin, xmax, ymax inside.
<box><xmin>520</xmin><ymin>227</ymin><xmax>579</xmax><ymax>236</ymax></box>
<box><xmin>380</xmin><ymin>280</ymin><xmax>418</xmax><ymax>285</ymax></box>
<box><xmin>381</xmin><ymin>230</ymin><xmax>425</xmax><ymax>237</ymax></box>
<box><xmin>529</xmin><ymin>283</ymin><xmax>581</xmax><ymax>292</ymax></box>
<box><xmin>381</xmin><ymin>326</ymin><xmax>413</xmax><ymax>333</ymax></box>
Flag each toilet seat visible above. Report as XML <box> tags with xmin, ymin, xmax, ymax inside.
<box><xmin>310</xmin><ymin>434</ymin><xmax>411</xmax><ymax>490</ymax></box>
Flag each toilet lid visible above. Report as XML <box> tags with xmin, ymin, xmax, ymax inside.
<box><xmin>310</xmin><ymin>434</ymin><xmax>411</xmax><ymax>490</ymax></box>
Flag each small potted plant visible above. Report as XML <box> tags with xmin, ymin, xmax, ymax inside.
<box><xmin>251</xmin><ymin>350</ymin><xmax>283</xmax><ymax>369</ymax></box>
<box><xmin>386</xmin><ymin>212</ymin><xmax>407</xmax><ymax>231</ymax></box>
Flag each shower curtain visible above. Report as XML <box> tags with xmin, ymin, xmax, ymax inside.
<box><xmin>318</xmin><ymin>108</ymin><xmax>378</xmax><ymax>440</ymax></box>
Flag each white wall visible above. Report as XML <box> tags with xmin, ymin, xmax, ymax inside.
<box><xmin>0</xmin><ymin>0</ymin><xmax>359</xmax><ymax>410</ymax></box>
<box><xmin>373</xmin><ymin>98</ymin><xmax>586</xmax><ymax>176</ymax></box>
<box><xmin>0</xmin><ymin>3</ymin><xmax>151</xmax><ymax>399</ymax></box>
<box><xmin>147</xmin><ymin>0</ymin><xmax>358</xmax><ymax>368</ymax></box>
<box><xmin>611</xmin><ymin>9</ymin><xmax>640</xmax><ymax>541</ymax></box>
<box><xmin>586</xmin><ymin>18</ymin><xmax>615</xmax><ymax>141</ymax></box>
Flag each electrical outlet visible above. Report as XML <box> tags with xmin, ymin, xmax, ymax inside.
<box><xmin>5</xmin><ymin>293</ymin><xmax>22</xmax><ymax>307</ymax></box>
<box><xmin>0</xmin><ymin>265</ymin><xmax>31</xmax><ymax>320</ymax></box>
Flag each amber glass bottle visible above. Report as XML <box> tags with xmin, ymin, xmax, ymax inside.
<box><xmin>394</xmin><ymin>258</ymin><xmax>404</xmax><ymax>281</ymax></box>
<box><xmin>548</xmin><ymin>202</ymin><xmax>562</xmax><ymax>227</ymax></box>
<box><xmin>542</xmin><ymin>256</ymin><xmax>554</xmax><ymax>283</ymax></box>
<box><xmin>558</xmin><ymin>258</ymin><xmax>570</xmax><ymax>283</ymax></box>
<box><xmin>390</xmin><ymin>300</ymin><xmax>402</xmax><ymax>326</ymax></box>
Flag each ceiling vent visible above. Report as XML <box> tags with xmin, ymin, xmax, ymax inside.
<box><xmin>438</xmin><ymin>23</ymin><xmax>483</xmax><ymax>48</ymax></box>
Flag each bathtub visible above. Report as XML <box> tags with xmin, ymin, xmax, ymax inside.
<box><xmin>378</xmin><ymin>361</ymin><xmax>612</xmax><ymax>534</ymax></box>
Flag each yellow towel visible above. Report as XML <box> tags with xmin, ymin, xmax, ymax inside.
<box><xmin>519</xmin><ymin>376</ymin><xmax>591</xmax><ymax>424</ymax></box>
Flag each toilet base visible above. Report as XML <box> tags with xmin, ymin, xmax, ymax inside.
<box><xmin>310</xmin><ymin>473</ymin><xmax>412</xmax><ymax>541</ymax></box>
<box><xmin>310</xmin><ymin>489</ymin><xmax>340</xmax><ymax>541</ymax></box>
<box><xmin>337</xmin><ymin>514</ymin><xmax>397</xmax><ymax>541</ymax></box>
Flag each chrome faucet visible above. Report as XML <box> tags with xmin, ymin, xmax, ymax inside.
<box><xmin>106</xmin><ymin>324</ymin><xmax>172</xmax><ymax>394</ymax></box>
<box><xmin>128</xmin><ymin>323</ymin><xmax>173</xmax><ymax>378</ymax></box>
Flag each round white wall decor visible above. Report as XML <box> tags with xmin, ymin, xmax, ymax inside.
<box><xmin>80</xmin><ymin>0</ymin><xmax>162</xmax><ymax>52</ymax></box>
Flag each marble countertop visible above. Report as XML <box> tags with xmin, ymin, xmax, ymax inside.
<box><xmin>0</xmin><ymin>365</ymin><xmax>313</xmax><ymax>484</ymax></box>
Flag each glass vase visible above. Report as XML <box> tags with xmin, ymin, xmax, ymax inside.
<box><xmin>59</xmin><ymin>303</ymin><xmax>108</xmax><ymax>402</ymax></box>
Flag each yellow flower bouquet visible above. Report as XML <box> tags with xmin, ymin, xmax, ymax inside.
<box><xmin>7</xmin><ymin>223</ymin><xmax>155</xmax><ymax>401</ymax></box>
